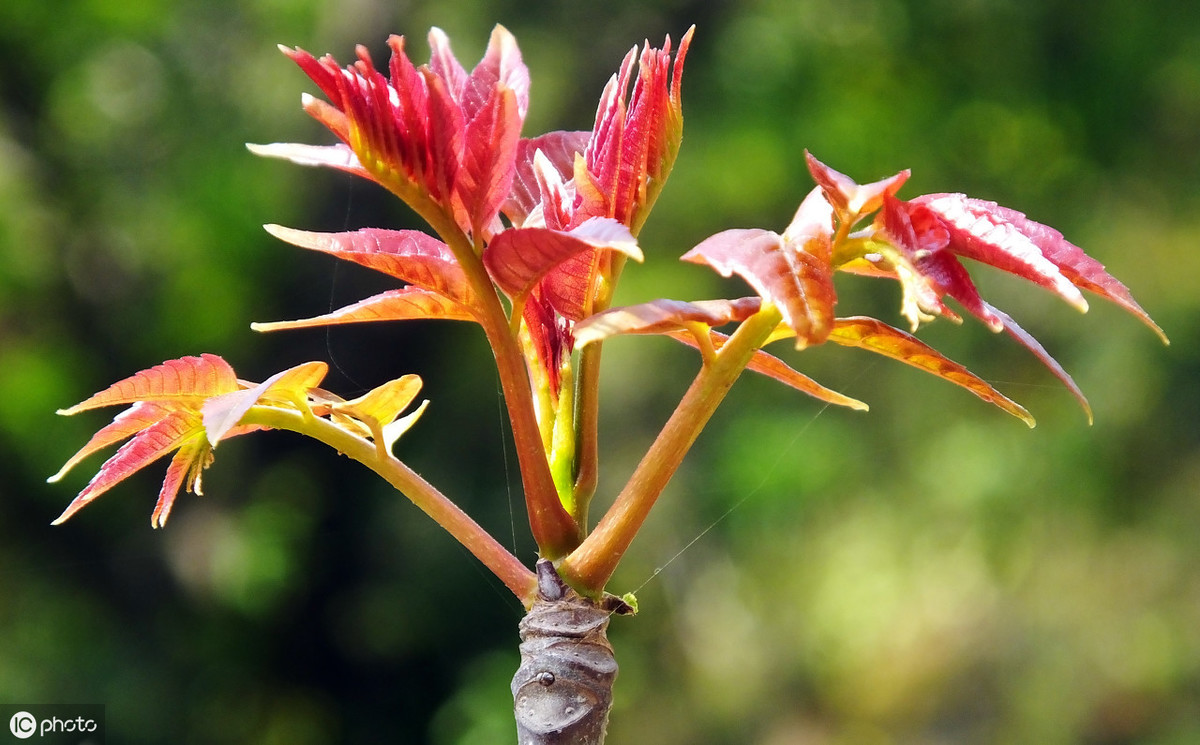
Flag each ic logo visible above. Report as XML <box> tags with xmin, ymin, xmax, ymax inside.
<box><xmin>8</xmin><ymin>711</ymin><xmax>36</xmax><ymax>739</ymax></box>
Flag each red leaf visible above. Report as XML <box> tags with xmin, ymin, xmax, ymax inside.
<box><xmin>252</xmin><ymin>287</ymin><xmax>479</xmax><ymax>332</ymax></box>
<box><xmin>459</xmin><ymin>24</ymin><xmax>530</xmax><ymax>121</ymax></box>
<box><xmin>263</xmin><ymin>225</ymin><xmax>477</xmax><ymax>308</ymax></box>
<box><xmin>682</xmin><ymin>228</ymin><xmax>836</xmax><ymax>347</ymax></box>
<box><xmin>879</xmin><ymin>195</ymin><xmax>998</xmax><ymax>330</ymax></box>
<box><xmin>827</xmin><ymin>316</ymin><xmax>1035</xmax><ymax>426</ymax></box>
<box><xmin>421</xmin><ymin>69</ymin><xmax>465</xmax><ymax>208</ymax></box>
<box><xmin>456</xmin><ymin>85</ymin><xmax>521</xmax><ymax>236</ymax></box>
<box><xmin>57</xmin><ymin>354</ymin><xmax>238</xmax><ymax>415</ymax></box>
<box><xmin>503</xmin><ymin>131</ymin><xmax>590</xmax><ymax>226</ymax></box>
<box><xmin>52</xmin><ymin>410</ymin><xmax>208</xmax><ymax>525</ymax></box>
<box><xmin>911</xmin><ymin>194</ymin><xmax>1088</xmax><ymax>311</ymax></box>
<box><xmin>805</xmin><ymin>151</ymin><xmax>909</xmax><ymax>223</ymax></box>
<box><xmin>485</xmin><ymin>218</ymin><xmax>640</xmax><ymax>301</ymax></box>
<box><xmin>914</xmin><ymin>193</ymin><xmax>1168</xmax><ymax>344</ymax></box>
<box><xmin>574</xmin><ymin>297</ymin><xmax>762</xmax><ymax>347</ymax></box>
<box><xmin>579</xmin><ymin>30</ymin><xmax>693</xmax><ymax>226</ymax></box>
<box><xmin>983</xmin><ymin>301</ymin><xmax>1093</xmax><ymax>423</ymax></box>
<box><xmin>667</xmin><ymin>329</ymin><xmax>868</xmax><ymax>411</ymax></box>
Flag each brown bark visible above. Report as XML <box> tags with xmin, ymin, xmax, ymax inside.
<box><xmin>511</xmin><ymin>560</ymin><xmax>630</xmax><ymax>745</ymax></box>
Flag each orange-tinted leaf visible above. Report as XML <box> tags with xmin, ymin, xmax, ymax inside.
<box><xmin>682</xmin><ymin>228</ymin><xmax>836</xmax><ymax>347</ymax></box>
<box><xmin>805</xmin><ymin>151</ymin><xmax>909</xmax><ymax>223</ymax></box>
<box><xmin>574</xmin><ymin>297</ymin><xmax>762</xmax><ymax>347</ymax></box>
<box><xmin>52</xmin><ymin>410</ymin><xmax>207</xmax><ymax>525</ymax></box>
<box><xmin>485</xmin><ymin>217</ymin><xmax>640</xmax><ymax>301</ymax></box>
<box><xmin>57</xmin><ymin>354</ymin><xmax>238</xmax><ymax>416</ymax></box>
<box><xmin>48</xmin><ymin>402</ymin><xmax>171</xmax><ymax>483</ymax></box>
<box><xmin>667</xmin><ymin>329</ymin><xmax>868</xmax><ymax>411</ymax></box>
<box><xmin>263</xmin><ymin>225</ymin><xmax>477</xmax><ymax>307</ymax></box>
<box><xmin>826</xmin><ymin>316</ymin><xmax>1035</xmax><ymax>426</ymax></box>
<box><xmin>252</xmin><ymin>287</ymin><xmax>479</xmax><ymax>333</ymax></box>
<box><xmin>151</xmin><ymin>438</ymin><xmax>213</xmax><ymax>528</ymax></box>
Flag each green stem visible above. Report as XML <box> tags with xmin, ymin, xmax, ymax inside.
<box><xmin>559</xmin><ymin>305</ymin><xmax>783</xmax><ymax>593</ymax></box>
<box><xmin>241</xmin><ymin>405</ymin><xmax>539</xmax><ymax>605</ymax></box>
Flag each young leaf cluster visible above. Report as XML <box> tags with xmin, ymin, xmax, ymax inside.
<box><xmin>52</xmin><ymin>26</ymin><xmax>1165</xmax><ymax>603</ymax></box>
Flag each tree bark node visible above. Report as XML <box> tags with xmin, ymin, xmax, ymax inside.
<box><xmin>511</xmin><ymin>560</ymin><xmax>624</xmax><ymax>745</ymax></box>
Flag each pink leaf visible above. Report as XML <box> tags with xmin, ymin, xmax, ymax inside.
<box><xmin>48</xmin><ymin>402</ymin><xmax>171</xmax><ymax>483</ymax></box>
<box><xmin>460</xmin><ymin>24</ymin><xmax>530</xmax><ymax>121</ymax></box>
<box><xmin>682</xmin><ymin>229</ymin><xmax>836</xmax><ymax>347</ymax></box>
<box><xmin>574</xmin><ymin>297</ymin><xmax>762</xmax><ymax>346</ymax></box>
<box><xmin>52</xmin><ymin>411</ymin><xmax>207</xmax><ymax>525</ymax></box>
<box><xmin>485</xmin><ymin>218</ymin><xmax>640</xmax><ymax>302</ymax></box>
<box><xmin>827</xmin><ymin>316</ymin><xmax>1035</xmax><ymax>427</ymax></box>
<box><xmin>914</xmin><ymin>193</ymin><xmax>1168</xmax><ymax>344</ymax></box>
<box><xmin>503</xmin><ymin>131</ymin><xmax>590</xmax><ymax>226</ymax></box>
<box><xmin>263</xmin><ymin>225</ymin><xmax>477</xmax><ymax>307</ymax></box>
<box><xmin>983</xmin><ymin>301</ymin><xmax>1093</xmax><ymax>423</ymax></box>
<box><xmin>805</xmin><ymin>151</ymin><xmax>909</xmax><ymax>223</ymax></box>
<box><xmin>912</xmin><ymin>194</ymin><xmax>1089</xmax><ymax>312</ymax></box>
<box><xmin>667</xmin><ymin>329</ymin><xmax>869</xmax><ymax>411</ymax></box>
<box><xmin>457</xmin><ymin>86</ymin><xmax>521</xmax><ymax>235</ymax></box>
<box><xmin>246</xmin><ymin>142</ymin><xmax>372</xmax><ymax>181</ymax></box>
<box><xmin>151</xmin><ymin>439</ymin><xmax>212</xmax><ymax>528</ymax></box>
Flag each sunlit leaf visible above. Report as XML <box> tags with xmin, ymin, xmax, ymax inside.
<box><xmin>328</xmin><ymin>375</ymin><xmax>427</xmax><ymax>452</ymax></box>
<box><xmin>48</xmin><ymin>402</ymin><xmax>171</xmax><ymax>483</ymax></box>
<box><xmin>805</xmin><ymin>151</ymin><xmax>909</xmax><ymax>223</ymax></box>
<box><xmin>52</xmin><ymin>410</ymin><xmax>208</xmax><ymax>525</ymax></box>
<box><xmin>151</xmin><ymin>438</ymin><xmax>213</xmax><ymax>528</ymax></box>
<box><xmin>911</xmin><ymin>193</ymin><xmax>1088</xmax><ymax>312</ymax></box>
<box><xmin>262</xmin><ymin>224</ymin><xmax>477</xmax><ymax>307</ymax></box>
<box><xmin>914</xmin><ymin>193</ymin><xmax>1168</xmax><ymax>344</ymax></box>
<box><xmin>503</xmin><ymin>131</ymin><xmax>590</xmax><ymax>226</ymax></box>
<box><xmin>667</xmin><ymin>329</ymin><xmax>868</xmax><ymax>411</ymax></box>
<box><xmin>983</xmin><ymin>302</ymin><xmax>1093</xmax><ymax>423</ymax></box>
<box><xmin>682</xmin><ymin>228</ymin><xmax>835</xmax><ymax>347</ymax></box>
<box><xmin>457</xmin><ymin>86</ymin><xmax>520</xmax><ymax>235</ymax></box>
<box><xmin>485</xmin><ymin>218</ymin><xmax>640</xmax><ymax>302</ymax></box>
<box><xmin>57</xmin><ymin>354</ymin><xmax>238</xmax><ymax>416</ymax></box>
<box><xmin>826</xmin><ymin>316</ymin><xmax>1035</xmax><ymax>426</ymax></box>
<box><xmin>202</xmin><ymin>361</ymin><xmax>329</xmax><ymax>445</ymax></box>
<box><xmin>246</xmin><ymin>142</ymin><xmax>372</xmax><ymax>181</ymax></box>
<box><xmin>574</xmin><ymin>297</ymin><xmax>761</xmax><ymax>347</ymax></box>
<box><xmin>252</xmin><ymin>287</ymin><xmax>478</xmax><ymax>333</ymax></box>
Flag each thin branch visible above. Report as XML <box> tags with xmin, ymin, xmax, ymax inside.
<box><xmin>241</xmin><ymin>405</ymin><xmax>539</xmax><ymax>605</ymax></box>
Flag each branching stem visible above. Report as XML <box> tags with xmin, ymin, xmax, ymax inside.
<box><xmin>559</xmin><ymin>304</ymin><xmax>783</xmax><ymax>593</ymax></box>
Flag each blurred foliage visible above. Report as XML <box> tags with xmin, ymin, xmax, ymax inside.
<box><xmin>1</xmin><ymin>0</ymin><xmax>1197</xmax><ymax>743</ymax></box>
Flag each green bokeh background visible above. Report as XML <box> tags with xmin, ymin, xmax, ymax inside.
<box><xmin>2</xmin><ymin>1</ymin><xmax>1197</xmax><ymax>743</ymax></box>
